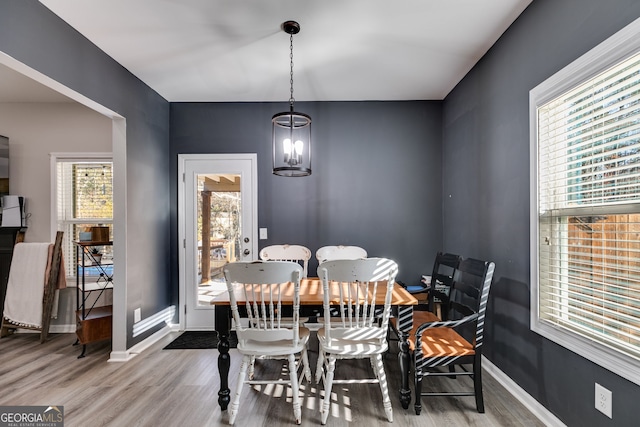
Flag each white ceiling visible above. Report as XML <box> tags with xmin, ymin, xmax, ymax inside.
<box><xmin>23</xmin><ymin>0</ymin><xmax>532</xmax><ymax>103</ymax></box>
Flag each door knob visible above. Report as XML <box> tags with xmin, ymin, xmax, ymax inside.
<box><xmin>243</xmin><ymin>249</ymin><xmax>250</xmax><ymax>255</ymax></box>
<box><xmin>244</xmin><ymin>237</ymin><xmax>250</xmax><ymax>243</ymax></box>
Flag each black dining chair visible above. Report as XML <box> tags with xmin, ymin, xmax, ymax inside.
<box><xmin>410</xmin><ymin>257</ymin><xmax>495</xmax><ymax>415</ymax></box>
<box><xmin>424</xmin><ymin>252</ymin><xmax>462</xmax><ymax>321</ymax></box>
<box><xmin>400</xmin><ymin>252</ymin><xmax>460</xmax><ymax>303</ymax></box>
<box><xmin>391</xmin><ymin>252</ymin><xmax>461</xmax><ymax>337</ymax></box>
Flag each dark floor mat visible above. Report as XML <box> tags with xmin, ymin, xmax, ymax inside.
<box><xmin>163</xmin><ymin>331</ymin><xmax>237</xmax><ymax>350</ymax></box>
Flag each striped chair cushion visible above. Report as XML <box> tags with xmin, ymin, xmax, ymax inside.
<box><xmin>410</xmin><ymin>310</ymin><xmax>440</xmax><ymax>326</ymax></box>
<box><xmin>396</xmin><ymin>311</ymin><xmax>474</xmax><ymax>357</ymax></box>
<box><xmin>409</xmin><ymin>326</ymin><xmax>474</xmax><ymax>357</ymax></box>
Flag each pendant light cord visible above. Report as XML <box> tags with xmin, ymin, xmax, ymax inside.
<box><xmin>289</xmin><ymin>32</ymin><xmax>295</xmax><ymax>109</ymax></box>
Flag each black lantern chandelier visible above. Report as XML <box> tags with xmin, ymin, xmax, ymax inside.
<box><xmin>272</xmin><ymin>21</ymin><xmax>312</xmax><ymax>177</ymax></box>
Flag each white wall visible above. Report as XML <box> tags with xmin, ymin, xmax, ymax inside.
<box><xmin>0</xmin><ymin>102</ymin><xmax>111</xmax><ymax>328</ymax></box>
<box><xmin>0</xmin><ymin>102</ymin><xmax>111</xmax><ymax>241</ymax></box>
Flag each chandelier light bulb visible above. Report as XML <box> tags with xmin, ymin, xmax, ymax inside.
<box><xmin>283</xmin><ymin>138</ymin><xmax>293</xmax><ymax>163</ymax></box>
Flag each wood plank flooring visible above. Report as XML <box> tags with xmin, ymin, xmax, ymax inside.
<box><xmin>0</xmin><ymin>332</ymin><xmax>545</xmax><ymax>427</ymax></box>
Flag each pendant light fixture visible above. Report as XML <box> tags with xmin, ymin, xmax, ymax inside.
<box><xmin>272</xmin><ymin>20</ymin><xmax>312</xmax><ymax>177</ymax></box>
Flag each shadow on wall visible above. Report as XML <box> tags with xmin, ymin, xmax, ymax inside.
<box><xmin>485</xmin><ymin>276</ymin><xmax>548</xmax><ymax>404</ymax></box>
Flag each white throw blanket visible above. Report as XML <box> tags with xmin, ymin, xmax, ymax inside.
<box><xmin>3</xmin><ymin>242</ymin><xmax>51</xmax><ymax>328</ymax></box>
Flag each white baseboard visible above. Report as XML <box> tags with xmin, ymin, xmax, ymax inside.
<box><xmin>108</xmin><ymin>323</ymin><xmax>174</xmax><ymax>363</ymax></box>
<box><xmin>108</xmin><ymin>350</ymin><xmax>133</xmax><ymax>363</ymax></box>
<box><xmin>8</xmin><ymin>322</ymin><xmax>176</xmax><ymax>362</ymax></box>
<box><xmin>8</xmin><ymin>324</ymin><xmax>75</xmax><ymax>334</ymax></box>
<box><xmin>482</xmin><ymin>356</ymin><xmax>566</xmax><ymax>427</ymax></box>
<box><xmin>49</xmin><ymin>324</ymin><xmax>75</xmax><ymax>334</ymax></box>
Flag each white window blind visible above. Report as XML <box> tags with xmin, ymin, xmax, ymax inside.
<box><xmin>538</xmin><ymin>52</ymin><xmax>640</xmax><ymax>211</ymax></box>
<box><xmin>56</xmin><ymin>160</ymin><xmax>113</xmax><ymax>278</ymax></box>
<box><xmin>538</xmin><ymin>213</ymin><xmax>640</xmax><ymax>359</ymax></box>
<box><xmin>532</xmin><ymin>22</ymin><xmax>640</xmax><ymax>383</ymax></box>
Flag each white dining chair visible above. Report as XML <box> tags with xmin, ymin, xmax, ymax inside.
<box><xmin>259</xmin><ymin>244</ymin><xmax>312</xmax><ymax>278</ymax></box>
<box><xmin>315</xmin><ymin>245</ymin><xmax>367</xmax><ymax>264</ymax></box>
<box><xmin>315</xmin><ymin>257</ymin><xmax>398</xmax><ymax>424</ymax></box>
<box><xmin>310</xmin><ymin>245</ymin><xmax>370</xmax><ymax>329</ymax></box>
<box><xmin>223</xmin><ymin>261</ymin><xmax>312</xmax><ymax>425</ymax></box>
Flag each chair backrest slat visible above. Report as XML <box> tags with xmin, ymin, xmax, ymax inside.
<box><xmin>448</xmin><ymin>258</ymin><xmax>495</xmax><ymax>347</ymax></box>
<box><xmin>427</xmin><ymin>252</ymin><xmax>462</xmax><ymax>318</ymax></box>
<box><xmin>316</xmin><ymin>245</ymin><xmax>368</xmax><ymax>264</ymax></box>
<box><xmin>224</xmin><ymin>261</ymin><xmax>303</xmax><ymax>345</ymax></box>
<box><xmin>318</xmin><ymin>258</ymin><xmax>398</xmax><ymax>344</ymax></box>
<box><xmin>259</xmin><ymin>244</ymin><xmax>311</xmax><ymax>278</ymax></box>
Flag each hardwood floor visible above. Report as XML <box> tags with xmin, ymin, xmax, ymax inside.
<box><xmin>0</xmin><ymin>332</ymin><xmax>545</xmax><ymax>427</ymax></box>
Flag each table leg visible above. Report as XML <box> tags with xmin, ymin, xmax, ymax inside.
<box><xmin>398</xmin><ymin>330</ymin><xmax>411</xmax><ymax>409</ymax></box>
<box><xmin>215</xmin><ymin>305</ymin><xmax>231</xmax><ymax>410</ymax></box>
<box><xmin>396</xmin><ymin>305</ymin><xmax>413</xmax><ymax>409</ymax></box>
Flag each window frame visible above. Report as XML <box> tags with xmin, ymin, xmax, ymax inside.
<box><xmin>50</xmin><ymin>152</ymin><xmax>113</xmax><ymax>283</ymax></box>
<box><xmin>530</xmin><ymin>17</ymin><xmax>640</xmax><ymax>387</ymax></box>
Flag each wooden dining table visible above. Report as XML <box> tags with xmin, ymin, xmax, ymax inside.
<box><xmin>210</xmin><ymin>277</ymin><xmax>418</xmax><ymax>410</ymax></box>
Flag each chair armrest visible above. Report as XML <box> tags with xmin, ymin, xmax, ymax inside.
<box><xmin>414</xmin><ymin>313</ymin><xmax>478</xmax><ymax>338</ymax></box>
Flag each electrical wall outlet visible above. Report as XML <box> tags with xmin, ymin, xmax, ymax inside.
<box><xmin>259</xmin><ymin>228</ymin><xmax>268</xmax><ymax>240</ymax></box>
<box><xmin>595</xmin><ymin>383</ymin><xmax>612</xmax><ymax>418</ymax></box>
<box><xmin>134</xmin><ymin>307</ymin><xmax>142</xmax><ymax>323</ymax></box>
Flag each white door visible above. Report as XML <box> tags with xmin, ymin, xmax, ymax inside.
<box><xmin>178</xmin><ymin>154</ymin><xmax>257</xmax><ymax>330</ymax></box>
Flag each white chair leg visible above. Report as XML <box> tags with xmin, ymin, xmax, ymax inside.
<box><xmin>373</xmin><ymin>354</ymin><xmax>393</xmax><ymax>422</ymax></box>
<box><xmin>315</xmin><ymin>349</ymin><xmax>324</xmax><ymax>383</ymax></box>
<box><xmin>300</xmin><ymin>347</ymin><xmax>312</xmax><ymax>383</ymax></box>
<box><xmin>228</xmin><ymin>355</ymin><xmax>250</xmax><ymax>425</ymax></box>
<box><xmin>369</xmin><ymin>357</ymin><xmax>379</xmax><ymax>380</ymax></box>
<box><xmin>248</xmin><ymin>355</ymin><xmax>256</xmax><ymax>380</ymax></box>
<box><xmin>288</xmin><ymin>354</ymin><xmax>302</xmax><ymax>425</ymax></box>
<box><xmin>321</xmin><ymin>355</ymin><xmax>336</xmax><ymax>425</ymax></box>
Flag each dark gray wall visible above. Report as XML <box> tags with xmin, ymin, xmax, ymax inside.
<box><xmin>8</xmin><ymin>1</ymin><xmax>639</xmax><ymax>424</ymax></box>
<box><xmin>170</xmin><ymin>101</ymin><xmax>443</xmax><ymax>293</ymax></box>
<box><xmin>443</xmin><ymin>0</ymin><xmax>640</xmax><ymax>425</ymax></box>
<box><xmin>0</xmin><ymin>1</ymin><xmax>171</xmax><ymax>347</ymax></box>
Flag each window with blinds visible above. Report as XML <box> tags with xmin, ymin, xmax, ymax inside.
<box><xmin>531</xmin><ymin>19</ymin><xmax>640</xmax><ymax>385</ymax></box>
<box><xmin>56</xmin><ymin>160</ymin><xmax>113</xmax><ymax>279</ymax></box>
